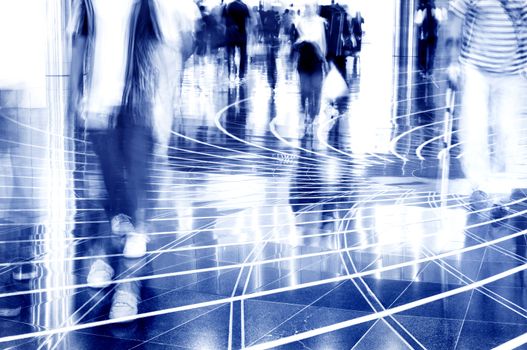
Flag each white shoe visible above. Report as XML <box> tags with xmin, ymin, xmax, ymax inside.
<box><xmin>87</xmin><ymin>259</ymin><xmax>114</xmax><ymax>288</ymax></box>
<box><xmin>111</xmin><ymin>214</ymin><xmax>134</xmax><ymax>236</ymax></box>
<box><xmin>109</xmin><ymin>290</ymin><xmax>138</xmax><ymax>321</ymax></box>
<box><xmin>123</xmin><ymin>233</ymin><xmax>148</xmax><ymax>259</ymax></box>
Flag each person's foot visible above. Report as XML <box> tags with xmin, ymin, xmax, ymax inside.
<box><xmin>87</xmin><ymin>259</ymin><xmax>114</xmax><ymax>288</ymax></box>
<box><xmin>490</xmin><ymin>203</ymin><xmax>509</xmax><ymax>227</ymax></box>
<box><xmin>111</xmin><ymin>214</ymin><xmax>135</xmax><ymax>236</ymax></box>
<box><xmin>0</xmin><ymin>296</ymin><xmax>22</xmax><ymax>317</ymax></box>
<box><xmin>109</xmin><ymin>290</ymin><xmax>139</xmax><ymax>321</ymax></box>
<box><xmin>123</xmin><ymin>233</ymin><xmax>148</xmax><ymax>259</ymax></box>
<box><xmin>468</xmin><ymin>190</ymin><xmax>490</xmax><ymax>211</ymax></box>
<box><xmin>12</xmin><ymin>264</ymin><xmax>38</xmax><ymax>281</ymax></box>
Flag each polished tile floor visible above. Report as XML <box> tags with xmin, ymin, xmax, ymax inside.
<box><xmin>0</xmin><ymin>43</ymin><xmax>526</xmax><ymax>350</ymax></box>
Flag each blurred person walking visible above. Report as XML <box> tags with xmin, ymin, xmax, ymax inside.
<box><xmin>68</xmin><ymin>0</ymin><xmax>192</xmax><ymax>320</ymax></box>
<box><xmin>294</xmin><ymin>3</ymin><xmax>327</xmax><ymax>134</ymax></box>
<box><xmin>415</xmin><ymin>0</ymin><xmax>443</xmax><ymax>78</ymax></box>
<box><xmin>223</xmin><ymin>0</ymin><xmax>251</xmax><ymax>82</ymax></box>
<box><xmin>350</xmin><ymin>10</ymin><xmax>364</xmax><ymax>75</ymax></box>
<box><xmin>445</xmin><ymin>0</ymin><xmax>527</xmax><ymax>215</ymax></box>
<box><xmin>319</xmin><ymin>0</ymin><xmax>352</xmax><ymax>79</ymax></box>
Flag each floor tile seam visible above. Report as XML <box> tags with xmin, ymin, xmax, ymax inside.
<box><xmin>74</xmin><ymin>329</ymin><xmax>192</xmax><ymax>349</ymax></box>
<box><xmin>243</xmin><ymin>297</ymin><xmax>527</xmax><ymax>326</ymax></box>
<box><xmin>5</xmin><ymin>224</ymin><xmax>524</xmax><ymax>295</ymax></box>
<box><xmin>453</xmin><ymin>247</ymin><xmax>488</xmax><ymax>349</ymax></box>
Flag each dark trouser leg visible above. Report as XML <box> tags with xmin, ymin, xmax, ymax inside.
<box><xmin>333</xmin><ymin>56</ymin><xmax>347</xmax><ymax>79</ymax></box>
<box><xmin>426</xmin><ymin>36</ymin><xmax>438</xmax><ymax>74</ymax></box>
<box><xmin>417</xmin><ymin>39</ymin><xmax>427</xmax><ymax>72</ymax></box>
<box><xmin>299</xmin><ymin>70</ymin><xmax>323</xmax><ymax>122</ymax></box>
<box><xmin>88</xmin><ymin>129</ymin><xmax>128</xmax><ymax>219</ymax></box>
<box><xmin>121</xmin><ymin>125</ymin><xmax>153</xmax><ymax>230</ymax></box>
<box><xmin>298</xmin><ymin>71</ymin><xmax>311</xmax><ymax>119</ymax></box>
<box><xmin>310</xmin><ymin>70</ymin><xmax>323</xmax><ymax>119</ymax></box>
<box><xmin>239</xmin><ymin>41</ymin><xmax>248</xmax><ymax>78</ymax></box>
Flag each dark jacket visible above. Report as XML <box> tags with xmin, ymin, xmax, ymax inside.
<box><xmin>319</xmin><ymin>4</ymin><xmax>351</xmax><ymax>58</ymax></box>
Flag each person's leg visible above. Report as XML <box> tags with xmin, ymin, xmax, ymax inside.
<box><xmin>417</xmin><ymin>39</ymin><xmax>427</xmax><ymax>73</ymax></box>
<box><xmin>307</xmin><ymin>73</ymin><xmax>318</xmax><ymax>123</ymax></box>
<box><xmin>239</xmin><ymin>40</ymin><xmax>248</xmax><ymax>79</ymax></box>
<box><xmin>298</xmin><ymin>71</ymin><xmax>309</xmax><ymax>119</ymax></box>
<box><xmin>459</xmin><ymin>65</ymin><xmax>492</xmax><ymax>193</ymax></box>
<box><xmin>334</xmin><ymin>56</ymin><xmax>347</xmax><ymax>79</ymax></box>
<box><xmin>85</xmin><ymin>123</ymin><xmax>124</xmax><ymax>287</ymax></box>
<box><xmin>88</xmin><ymin>127</ymin><xmax>127</xmax><ymax>220</ymax></box>
<box><xmin>491</xmin><ymin>73</ymin><xmax>526</xmax><ymax>191</ymax></box>
<box><xmin>120</xmin><ymin>119</ymin><xmax>153</xmax><ymax>259</ymax></box>
<box><xmin>311</xmin><ymin>69</ymin><xmax>324</xmax><ymax>120</ymax></box>
<box><xmin>122</xmin><ymin>125</ymin><xmax>153</xmax><ymax>231</ymax></box>
<box><xmin>427</xmin><ymin>36</ymin><xmax>438</xmax><ymax>75</ymax></box>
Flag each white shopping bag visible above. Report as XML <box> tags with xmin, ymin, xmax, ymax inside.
<box><xmin>322</xmin><ymin>63</ymin><xmax>348</xmax><ymax>102</ymax></box>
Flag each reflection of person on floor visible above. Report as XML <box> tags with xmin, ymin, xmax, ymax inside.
<box><xmin>0</xmin><ymin>1</ymin><xmax>47</xmax><ymax>317</ymax></box>
<box><xmin>294</xmin><ymin>4</ymin><xmax>327</xmax><ymax>131</ymax></box>
<box><xmin>69</xmin><ymin>0</ymin><xmax>177</xmax><ymax>321</ymax></box>
<box><xmin>445</xmin><ymin>0</ymin><xmax>527</xmax><ymax>217</ymax></box>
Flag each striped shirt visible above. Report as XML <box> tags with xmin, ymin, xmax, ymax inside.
<box><xmin>450</xmin><ymin>0</ymin><xmax>527</xmax><ymax>74</ymax></box>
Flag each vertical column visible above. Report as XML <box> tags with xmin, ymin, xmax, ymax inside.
<box><xmin>33</xmin><ymin>0</ymin><xmax>76</xmax><ymax>346</ymax></box>
<box><xmin>392</xmin><ymin>0</ymin><xmax>416</xmax><ymax>132</ymax></box>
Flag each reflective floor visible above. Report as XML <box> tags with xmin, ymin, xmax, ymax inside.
<box><xmin>0</xmin><ymin>43</ymin><xmax>526</xmax><ymax>350</ymax></box>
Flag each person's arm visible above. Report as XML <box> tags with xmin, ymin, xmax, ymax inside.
<box><xmin>68</xmin><ymin>1</ymin><xmax>88</xmax><ymax>118</ymax></box>
<box><xmin>445</xmin><ymin>0</ymin><xmax>470</xmax><ymax>89</ymax></box>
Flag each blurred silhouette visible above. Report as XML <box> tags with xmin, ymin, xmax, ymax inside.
<box><xmin>195</xmin><ymin>6</ymin><xmax>210</xmax><ymax>62</ymax></box>
<box><xmin>210</xmin><ymin>0</ymin><xmax>228</xmax><ymax>59</ymax></box>
<box><xmin>415</xmin><ymin>0</ymin><xmax>443</xmax><ymax>78</ymax></box>
<box><xmin>349</xmin><ymin>11</ymin><xmax>365</xmax><ymax>76</ymax></box>
<box><xmin>320</xmin><ymin>1</ymin><xmax>352</xmax><ymax>79</ymax></box>
<box><xmin>445</xmin><ymin>0</ymin><xmax>527</xmax><ymax>212</ymax></box>
<box><xmin>69</xmin><ymin>0</ymin><xmax>197</xmax><ymax>321</ymax></box>
<box><xmin>223</xmin><ymin>0</ymin><xmax>251</xmax><ymax>81</ymax></box>
<box><xmin>294</xmin><ymin>4</ymin><xmax>327</xmax><ymax>134</ymax></box>
<box><xmin>262</xmin><ymin>5</ymin><xmax>281</xmax><ymax>91</ymax></box>
<box><xmin>282</xmin><ymin>9</ymin><xmax>294</xmax><ymax>43</ymax></box>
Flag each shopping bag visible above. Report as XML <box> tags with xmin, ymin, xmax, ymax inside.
<box><xmin>322</xmin><ymin>63</ymin><xmax>348</xmax><ymax>102</ymax></box>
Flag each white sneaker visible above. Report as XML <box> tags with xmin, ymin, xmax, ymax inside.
<box><xmin>109</xmin><ymin>290</ymin><xmax>138</xmax><ymax>321</ymax></box>
<box><xmin>87</xmin><ymin>259</ymin><xmax>114</xmax><ymax>288</ymax></box>
<box><xmin>123</xmin><ymin>233</ymin><xmax>149</xmax><ymax>259</ymax></box>
<box><xmin>111</xmin><ymin>214</ymin><xmax>134</xmax><ymax>236</ymax></box>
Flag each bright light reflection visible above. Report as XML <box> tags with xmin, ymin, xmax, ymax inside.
<box><xmin>373</xmin><ymin>204</ymin><xmax>467</xmax><ymax>278</ymax></box>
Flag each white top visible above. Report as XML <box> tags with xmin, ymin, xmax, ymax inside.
<box><xmin>86</xmin><ymin>0</ymin><xmax>137</xmax><ymax>113</ymax></box>
<box><xmin>0</xmin><ymin>0</ymin><xmax>47</xmax><ymax>107</ymax></box>
<box><xmin>295</xmin><ymin>15</ymin><xmax>327</xmax><ymax>57</ymax></box>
